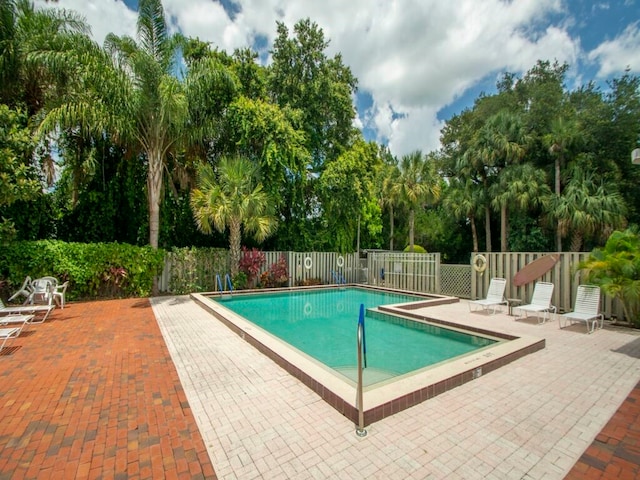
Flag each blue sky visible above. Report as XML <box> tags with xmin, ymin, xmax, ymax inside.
<box><xmin>37</xmin><ymin>0</ymin><xmax>640</xmax><ymax>156</ymax></box>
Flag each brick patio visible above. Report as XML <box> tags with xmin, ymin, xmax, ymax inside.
<box><xmin>0</xmin><ymin>298</ymin><xmax>216</xmax><ymax>480</ymax></box>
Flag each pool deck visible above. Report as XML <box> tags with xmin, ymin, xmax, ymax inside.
<box><xmin>1</xmin><ymin>295</ymin><xmax>640</xmax><ymax>479</ymax></box>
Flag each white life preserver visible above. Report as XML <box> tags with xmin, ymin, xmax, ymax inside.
<box><xmin>304</xmin><ymin>256</ymin><xmax>312</xmax><ymax>269</ymax></box>
<box><xmin>472</xmin><ymin>254</ymin><xmax>487</xmax><ymax>273</ymax></box>
<box><xmin>337</xmin><ymin>255</ymin><xmax>344</xmax><ymax>268</ymax></box>
<box><xmin>304</xmin><ymin>302</ymin><xmax>312</xmax><ymax>315</ymax></box>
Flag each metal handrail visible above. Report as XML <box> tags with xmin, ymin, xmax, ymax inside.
<box><xmin>355</xmin><ymin>320</ymin><xmax>367</xmax><ymax>437</ymax></box>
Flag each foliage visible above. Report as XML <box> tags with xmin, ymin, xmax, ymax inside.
<box><xmin>190</xmin><ymin>156</ymin><xmax>278</xmax><ymax>276</ymax></box>
<box><xmin>238</xmin><ymin>247</ymin><xmax>266</xmax><ymax>285</ymax></box>
<box><xmin>578</xmin><ymin>230</ymin><xmax>640</xmax><ymax>326</ymax></box>
<box><xmin>166</xmin><ymin>247</ymin><xmax>229</xmax><ymax>294</ymax></box>
<box><xmin>0</xmin><ymin>105</ymin><xmax>42</xmax><ymax>241</ymax></box>
<box><xmin>403</xmin><ymin>245</ymin><xmax>427</xmax><ymax>253</ymax></box>
<box><xmin>0</xmin><ymin>240</ymin><xmax>165</xmax><ymax>300</ymax></box>
<box><xmin>259</xmin><ymin>254</ymin><xmax>289</xmax><ymax>288</ymax></box>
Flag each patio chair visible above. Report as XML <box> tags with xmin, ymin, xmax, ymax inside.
<box><xmin>0</xmin><ymin>299</ymin><xmax>54</xmax><ymax>323</ymax></box>
<box><xmin>7</xmin><ymin>276</ymin><xmax>33</xmax><ymax>303</ymax></box>
<box><xmin>52</xmin><ymin>281</ymin><xmax>69</xmax><ymax>309</ymax></box>
<box><xmin>469</xmin><ymin>277</ymin><xmax>508</xmax><ymax>314</ymax></box>
<box><xmin>559</xmin><ymin>285</ymin><xmax>603</xmax><ymax>334</ymax></box>
<box><xmin>0</xmin><ymin>315</ymin><xmax>32</xmax><ymax>353</ymax></box>
<box><xmin>26</xmin><ymin>278</ymin><xmax>53</xmax><ymax>306</ymax></box>
<box><xmin>515</xmin><ymin>281</ymin><xmax>557</xmax><ymax>324</ymax></box>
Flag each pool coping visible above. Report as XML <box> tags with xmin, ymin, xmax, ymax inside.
<box><xmin>191</xmin><ymin>287</ymin><xmax>545</xmax><ymax>426</ymax></box>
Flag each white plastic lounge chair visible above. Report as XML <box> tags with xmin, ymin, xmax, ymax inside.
<box><xmin>0</xmin><ymin>299</ymin><xmax>54</xmax><ymax>323</ymax></box>
<box><xmin>7</xmin><ymin>276</ymin><xmax>32</xmax><ymax>303</ymax></box>
<box><xmin>469</xmin><ymin>277</ymin><xmax>508</xmax><ymax>314</ymax></box>
<box><xmin>515</xmin><ymin>281</ymin><xmax>557</xmax><ymax>324</ymax></box>
<box><xmin>0</xmin><ymin>315</ymin><xmax>32</xmax><ymax>353</ymax></box>
<box><xmin>559</xmin><ymin>285</ymin><xmax>603</xmax><ymax>334</ymax></box>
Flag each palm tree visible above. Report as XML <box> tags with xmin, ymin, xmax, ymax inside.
<box><xmin>491</xmin><ymin>164</ymin><xmax>551</xmax><ymax>251</ymax></box>
<box><xmin>551</xmin><ymin>165</ymin><xmax>627</xmax><ymax>251</ymax></box>
<box><xmin>0</xmin><ymin>0</ymin><xmax>89</xmax><ymax>114</ymax></box>
<box><xmin>444</xmin><ymin>177</ymin><xmax>482</xmax><ymax>252</ymax></box>
<box><xmin>37</xmin><ymin>0</ymin><xmax>235</xmax><ymax>252</ymax></box>
<box><xmin>481</xmin><ymin>112</ymin><xmax>527</xmax><ymax>251</ymax></box>
<box><xmin>578</xmin><ymin>229</ymin><xmax>640</xmax><ymax>325</ymax></box>
<box><xmin>391</xmin><ymin>151</ymin><xmax>441</xmax><ymax>252</ymax></box>
<box><xmin>190</xmin><ymin>156</ymin><xmax>278</xmax><ymax>276</ymax></box>
<box><xmin>379</xmin><ymin>160</ymin><xmax>401</xmax><ymax>250</ymax></box>
<box><xmin>545</xmin><ymin>115</ymin><xmax>581</xmax><ymax>251</ymax></box>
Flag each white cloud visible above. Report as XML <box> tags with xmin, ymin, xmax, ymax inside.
<box><xmin>35</xmin><ymin>0</ymin><xmax>585</xmax><ymax>157</ymax></box>
<box><xmin>588</xmin><ymin>22</ymin><xmax>640</xmax><ymax>78</ymax></box>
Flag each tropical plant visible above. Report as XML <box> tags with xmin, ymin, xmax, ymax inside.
<box><xmin>37</xmin><ymin>0</ymin><xmax>235</xmax><ymax>254</ymax></box>
<box><xmin>238</xmin><ymin>247</ymin><xmax>266</xmax><ymax>286</ymax></box>
<box><xmin>391</xmin><ymin>151</ymin><xmax>441</xmax><ymax>252</ymax></box>
<box><xmin>551</xmin><ymin>164</ymin><xmax>627</xmax><ymax>251</ymax></box>
<box><xmin>578</xmin><ymin>230</ymin><xmax>640</xmax><ymax>326</ymax></box>
<box><xmin>190</xmin><ymin>156</ymin><xmax>278</xmax><ymax>276</ymax></box>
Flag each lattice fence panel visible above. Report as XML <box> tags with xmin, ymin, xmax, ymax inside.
<box><xmin>440</xmin><ymin>264</ymin><xmax>472</xmax><ymax>298</ymax></box>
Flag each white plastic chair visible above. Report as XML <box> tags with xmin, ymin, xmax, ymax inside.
<box><xmin>27</xmin><ymin>278</ymin><xmax>53</xmax><ymax>306</ymax></box>
<box><xmin>8</xmin><ymin>276</ymin><xmax>33</xmax><ymax>303</ymax></box>
<box><xmin>515</xmin><ymin>281</ymin><xmax>557</xmax><ymax>324</ymax></box>
<box><xmin>52</xmin><ymin>281</ymin><xmax>69</xmax><ymax>309</ymax></box>
<box><xmin>469</xmin><ymin>277</ymin><xmax>508</xmax><ymax>314</ymax></box>
<box><xmin>0</xmin><ymin>299</ymin><xmax>54</xmax><ymax>323</ymax></box>
<box><xmin>559</xmin><ymin>285</ymin><xmax>603</xmax><ymax>334</ymax></box>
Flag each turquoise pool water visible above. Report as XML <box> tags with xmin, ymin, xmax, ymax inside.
<box><xmin>212</xmin><ymin>287</ymin><xmax>496</xmax><ymax>384</ymax></box>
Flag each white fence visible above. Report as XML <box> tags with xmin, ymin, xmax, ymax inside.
<box><xmin>365</xmin><ymin>252</ymin><xmax>441</xmax><ymax>293</ymax></box>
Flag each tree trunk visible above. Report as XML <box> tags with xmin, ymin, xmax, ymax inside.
<box><xmin>501</xmin><ymin>204</ymin><xmax>508</xmax><ymax>252</ymax></box>
<box><xmin>389</xmin><ymin>204</ymin><xmax>394</xmax><ymax>251</ymax></box>
<box><xmin>484</xmin><ymin>204</ymin><xmax>492</xmax><ymax>253</ymax></box>
<box><xmin>555</xmin><ymin>156</ymin><xmax>562</xmax><ymax>252</ymax></box>
<box><xmin>229</xmin><ymin>219</ymin><xmax>242</xmax><ymax>277</ymax></box>
<box><xmin>408</xmin><ymin>208</ymin><xmax>415</xmax><ymax>252</ymax></box>
<box><xmin>570</xmin><ymin>231</ymin><xmax>583</xmax><ymax>252</ymax></box>
<box><xmin>147</xmin><ymin>149</ymin><xmax>163</xmax><ymax>250</ymax></box>
<box><xmin>147</xmin><ymin>148</ymin><xmax>163</xmax><ymax>295</ymax></box>
<box><xmin>470</xmin><ymin>215</ymin><xmax>478</xmax><ymax>253</ymax></box>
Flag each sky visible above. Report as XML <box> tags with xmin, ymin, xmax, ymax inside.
<box><xmin>35</xmin><ymin>0</ymin><xmax>640</xmax><ymax>157</ymax></box>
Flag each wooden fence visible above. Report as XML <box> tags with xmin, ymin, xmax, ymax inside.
<box><xmin>159</xmin><ymin>248</ymin><xmax>623</xmax><ymax>320</ymax></box>
<box><xmin>470</xmin><ymin>252</ymin><xmax>623</xmax><ymax>319</ymax></box>
<box><xmin>158</xmin><ymin>250</ymin><xmax>359</xmax><ymax>293</ymax></box>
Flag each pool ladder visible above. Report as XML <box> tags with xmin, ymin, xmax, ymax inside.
<box><xmin>356</xmin><ymin>304</ymin><xmax>367</xmax><ymax>437</ymax></box>
<box><xmin>215</xmin><ymin>274</ymin><xmax>234</xmax><ymax>294</ymax></box>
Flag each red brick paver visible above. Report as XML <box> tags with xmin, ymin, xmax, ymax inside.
<box><xmin>565</xmin><ymin>380</ymin><xmax>640</xmax><ymax>480</ymax></box>
<box><xmin>0</xmin><ymin>299</ymin><xmax>216</xmax><ymax>480</ymax></box>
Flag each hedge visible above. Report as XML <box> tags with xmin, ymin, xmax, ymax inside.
<box><xmin>0</xmin><ymin>240</ymin><xmax>165</xmax><ymax>301</ymax></box>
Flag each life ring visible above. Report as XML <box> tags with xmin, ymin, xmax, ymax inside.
<box><xmin>337</xmin><ymin>255</ymin><xmax>344</xmax><ymax>268</ymax></box>
<box><xmin>473</xmin><ymin>254</ymin><xmax>487</xmax><ymax>273</ymax></box>
<box><xmin>304</xmin><ymin>302</ymin><xmax>312</xmax><ymax>315</ymax></box>
<box><xmin>304</xmin><ymin>256</ymin><xmax>312</xmax><ymax>269</ymax></box>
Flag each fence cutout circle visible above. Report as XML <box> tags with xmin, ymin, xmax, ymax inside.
<box><xmin>472</xmin><ymin>254</ymin><xmax>487</xmax><ymax>273</ymax></box>
<box><xmin>337</xmin><ymin>255</ymin><xmax>344</xmax><ymax>268</ymax></box>
<box><xmin>304</xmin><ymin>256</ymin><xmax>313</xmax><ymax>269</ymax></box>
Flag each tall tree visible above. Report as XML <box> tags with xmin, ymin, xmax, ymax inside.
<box><xmin>444</xmin><ymin>177</ymin><xmax>482</xmax><ymax>253</ymax></box>
<box><xmin>391</xmin><ymin>151</ymin><xmax>441</xmax><ymax>252</ymax></box>
<box><xmin>190</xmin><ymin>156</ymin><xmax>278</xmax><ymax>276</ymax></box>
<box><xmin>38</xmin><ymin>0</ymin><xmax>235</xmax><ymax>252</ymax></box>
<box><xmin>544</xmin><ymin>115</ymin><xmax>581</xmax><ymax>251</ymax></box>
<box><xmin>551</xmin><ymin>164</ymin><xmax>627</xmax><ymax>251</ymax></box>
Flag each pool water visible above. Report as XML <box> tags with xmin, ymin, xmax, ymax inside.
<box><xmin>213</xmin><ymin>287</ymin><xmax>496</xmax><ymax>385</ymax></box>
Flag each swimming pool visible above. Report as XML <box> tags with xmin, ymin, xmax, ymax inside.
<box><xmin>192</xmin><ymin>286</ymin><xmax>544</xmax><ymax>426</ymax></box>
<box><xmin>213</xmin><ymin>288</ymin><xmax>497</xmax><ymax>385</ymax></box>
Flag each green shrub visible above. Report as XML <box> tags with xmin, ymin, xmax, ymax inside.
<box><xmin>403</xmin><ymin>245</ymin><xmax>427</xmax><ymax>253</ymax></box>
<box><xmin>166</xmin><ymin>247</ymin><xmax>229</xmax><ymax>294</ymax></box>
<box><xmin>0</xmin><ymin>240</ymin><xmax>165</xmax><ymax>300</ymax></box>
